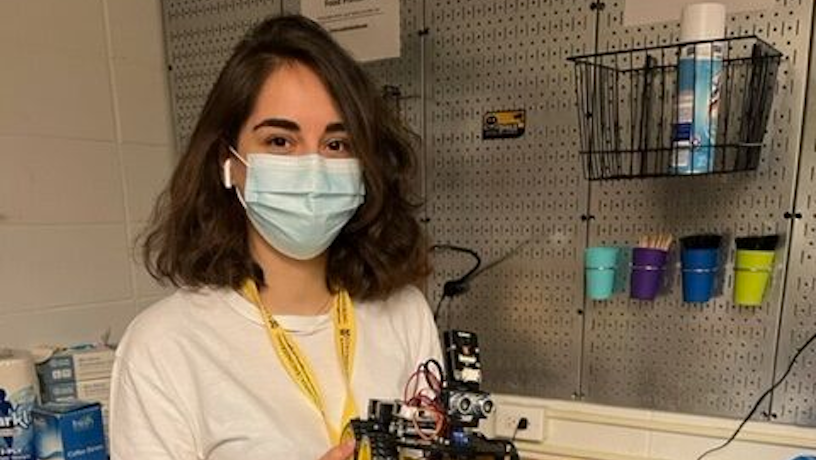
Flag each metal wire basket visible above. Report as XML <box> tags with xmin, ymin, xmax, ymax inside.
<box><xmin>568</xmin><ymin>36</ymin><xmax>782</xmax><ymax>180</ymax></box>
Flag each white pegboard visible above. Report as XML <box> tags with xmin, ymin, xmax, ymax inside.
<box><xmin>584</xmin><ymin>0</ymin><xmax>813</xmax><ymax>423</ymax></box>
<box><xmin>775</xmin><ymin>0</ymin><xmax>816</xmax><ymax>426</ymax></box>
<box><xmin>421</xmin><ymin>0</ymin><xmax>593</xmax><ymax>397</ymax></box>
<box><xmin>162</xmin><ymin>0</ymin><xmax>283</xmax><ymax>152</ymax></box>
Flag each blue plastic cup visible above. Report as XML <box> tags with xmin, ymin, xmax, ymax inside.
<box><xmin>681</xmin><ymin>247</ymin><xmax>719</xmax><ymax>302</ymax></box>
<box><xmin>585</xmin><ymin>247</ymin><xmax>620</xmax><ymax>300</ymax></box>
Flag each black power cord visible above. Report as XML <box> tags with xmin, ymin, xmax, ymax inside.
<box><xmin>422</xmin><ymin>358</ymin><xmax>446</xmax><ymax>387</ymax></box>
<box><xmin>511</xmin><ymin>417</ymin><xmax>529</xmax><ymax>443</ymax></box>
<box><xmin>696</xmin><ymin>329</ymin><xmax>816</xmax><ymax>460</ymax></box>
<box><xmin>430</xmin><ymin>244</ymin><xmax>481</xmax><ymax>321</ymax></box>
<box><xmin>433</xmin><ymin>295</ymin><xmax>450</xmax><ymax>323</ymax></box>
<box><xmin>431</xmin><ymin>237</ymin><xmax>539</xmax><ymax>322</ymax></box>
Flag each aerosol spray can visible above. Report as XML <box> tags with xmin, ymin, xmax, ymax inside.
<box><xmin>672</xmin><ymin>3</ymin><xmax>726</xmax><ymax>174</ymax></box>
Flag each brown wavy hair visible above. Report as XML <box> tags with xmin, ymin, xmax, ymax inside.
<box><xmin>142</xmin><ymin>15</ymin><xmax>428</xmax><ymax>300</ymax></box>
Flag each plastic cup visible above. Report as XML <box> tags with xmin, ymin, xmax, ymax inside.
<box><xmin>585</xmin><ymin>247</ymin><xmax>620</xmax><ymax>300</ymax></box>
<box><xmin>734</xmin><ymin>249</ymin><xmax>775</xmax><ymax>306</ymax></box>
<box><xmin>630</xmin><ymin>247</ymin><xmax>668</xmax><ymax>300</ymax></box>
<box><xmin>681</xmin><ymin>247</ymin><xmax>719</xmax><ymax>302</ymax></box>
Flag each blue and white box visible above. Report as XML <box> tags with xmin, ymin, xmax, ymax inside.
<box><xmin>40</xmin><ymin>379</ymin><xmax>110</xmax><ymax>405</ymax></box>
<box><xmin>31</xmin><ymin>402</ymin><xmax>106</xmax><ymax>460</ymax></box>
<box><xmin>35</xmin><ymin>348</ymin><xmax>114</xmax><ymax>387</ymax></box>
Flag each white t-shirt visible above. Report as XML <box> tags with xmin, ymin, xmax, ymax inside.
<box><xmin>109</xmin><ymin>285</ymin><xmax>442</xmax><ymax>460</ymax></box>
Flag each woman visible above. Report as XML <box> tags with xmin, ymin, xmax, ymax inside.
<box><xmin>109</xmin><ymin>15</ymin><xmax>441</xmax><ymax>460</ymax></box>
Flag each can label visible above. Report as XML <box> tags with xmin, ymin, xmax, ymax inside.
<box><xmin>672</xmin><ymin>42</ymin><xmax>723</xmax><ymax>174</ymax></box>
<box><xmin>0</xmin><ymin>385</ymin><xmax>35</xmax><ymax>460</ymax></box>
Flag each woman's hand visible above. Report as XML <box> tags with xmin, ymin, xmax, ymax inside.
<box><xmin>318</xmin><ymin>440</ymin><xmax>355</xmax><ymax>460</ymax></box>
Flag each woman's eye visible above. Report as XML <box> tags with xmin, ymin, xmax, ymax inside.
<box><xmin>326</xmin><ymin>139</ymin><xmax>351</xmax><ymax>152</ymax></box>
<box><xmin>267</xmin><ymin>137</ymin><xmax>289</xmax><ymax>148</ymax></box>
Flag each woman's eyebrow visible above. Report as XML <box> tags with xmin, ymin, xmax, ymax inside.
<box><xmin>252</xmin><ymin>118</ymin><xmax>300</xmax><ymax>131</ymax></box>
<box><xmin>325</xmin><ymin>122</ymin><xmax>346</xmax><ymax>134</ymax></box>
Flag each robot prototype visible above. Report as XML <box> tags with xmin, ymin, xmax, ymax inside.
<box><xmin>342</xmin><ymin>330</ymin><xmax>520</xmax><ymax>460</ymax></box>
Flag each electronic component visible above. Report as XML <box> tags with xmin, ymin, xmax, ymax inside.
<box><xmin>444</xmin><ymin>330</ymin><xmax>482</xmax><ymax>389</ymax></box>
<box><xmin>343</xmin><ymin>330</ymin><xmax>517</xmax><ymax>460</ymax></box>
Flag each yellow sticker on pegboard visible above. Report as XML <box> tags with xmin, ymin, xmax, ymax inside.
<box><xmin>483</xmin><ymin>109</ymin><xmax>525</xmax><ymax>139</ymax></box>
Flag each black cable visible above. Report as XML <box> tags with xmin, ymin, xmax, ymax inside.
<box><xmin>434</xmin><ymin>296</ymin><xmax>454</xmax><ymax>323</ymax></box>
<box><xmin>467</xmin><ymin>236</ymin><xmax>537</xmax><ymax>281</ymax></box>
<box><xmin>431</xmin><ymin>238</ymin><xmax>538</xmax><ymax>320</ymax></box>
<box><xmin>467</xmin><ymin>433</ymin><xmax>520</xmax><ymax>460</ymax></box>
<box><xmin>423</xmin><ymin>358</ymin><xmax>446</xmax><ymax>387</ymax></box>
<box><xmin>696</xmin><ymin>329</ymin><xmax>816</xmax><ymax>460</ymax></box>
<box><xmin>430</xmin><ymin>237</ymin><xmax>541</xmax><ymax>323</ymax></box>
<box><xmin>433</xmin><ymin>295</ymin><xmax>447</xmax><ymax>321</ymax></box>
<box><xmin>430</xmin><ymin>244</ymin><xmax>482</xmax><ymax>281</ymax></box>
<box><xmin>511</xmin><ymin>417</ymin><xmax>528</xmax><ymax>443</ymax></box>
<box><xmin>430</xmin><ymin>244</ymin><xmax>481</xmax><ymax>322</ymax></box>
<box><xmin>498</xmin><ymin>438</ymin><xmax>521</xmax><ymax>460</ymax></box>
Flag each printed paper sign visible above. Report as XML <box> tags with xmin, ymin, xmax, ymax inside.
<box><xmin>302</xmin><ymin>0</ymin><xmax>401</xmax><ymax>62</ymax></box>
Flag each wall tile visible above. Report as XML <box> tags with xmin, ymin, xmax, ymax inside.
<box><xmin>106</xmin><ymin>0</ymin><xmax>165</xmax><ymax>65</ymax></box>
<box><xmin>0</xmin><ymin>224</ymin><xmax>132</xmax><ymax>313</ymax></box>
<box><xmin>113</xmin><ymin>60</ymin><xmax>173</xmax><ymax>145</ymax></box>
<box><xmin>0</xmin><ymin>0</ymin><xmax>106</xmax><ymax>59</ymax></box>
<box><xmin>548</xmin><ymin>420</ymin><xmax>650</xmax><ymax>457</ymax></box>
<box><xmin>0</xmin><ymin>52</ymin><xmax>115</xmax><ymax>141</ymax></box>
<box><xmin>0</xmin><ymin>0</ymin><xmax>174</xmax><ymax>359</ymax></box>
<box><xmin>121</xmin><ymin>143</ymin><xmax>176</xmax><ymax>222</ymax></box>
<box><xmin>0</xmin><ymin>136</ymin><xmax>124</xmax><ymax>224</ymax></box>
<box><xmin>0</xmin><ymin>298</ymin><xmax>155</xmax><ymax>349</ymax></box>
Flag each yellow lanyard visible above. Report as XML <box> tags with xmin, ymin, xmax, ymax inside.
<box><xmin>241</xmin><ymin>279</ymin><xmax>358</xmax><ymax>444</ymax></box>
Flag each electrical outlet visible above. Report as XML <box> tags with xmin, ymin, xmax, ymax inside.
<box><xmin>493</xmin><ymin>403</ymin><xmax>546</xmax><ymax>442</ymax></box>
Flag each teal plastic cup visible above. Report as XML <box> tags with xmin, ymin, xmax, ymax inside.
<box><xmin>585</xmin><ymin>247</ymin><xmax>620</xmax><ymax>300</ymax></box>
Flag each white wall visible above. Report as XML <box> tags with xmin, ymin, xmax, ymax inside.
<box><xmin>487</xmin><ymin>395</ymin><xmax>816</xmax><ymax>460</ymax></box>
<box><xmin>0</xmin><ymin>0</ymin><xmax>175</xmax><ymax>348</ymax></box>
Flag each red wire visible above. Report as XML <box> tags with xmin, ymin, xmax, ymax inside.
<box><xmin>413</xmin><ymin>405</ymin><xmax>445</xmax><ymax>441</ymax></box>
<box><xmin>405</xmin><ymin>361</ymin><xmax>449</xmax><ymax>440</ymax></box>
<box><xmin>403</xmin><ymin>369</ymin><xmax>423</xmax><ymax>403</ymax></box>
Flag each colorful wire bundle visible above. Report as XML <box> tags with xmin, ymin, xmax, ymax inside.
<box><xmin>403</xmin><ymin>359</ymin><xmax>447</xmax><ymax>441</ymax></box>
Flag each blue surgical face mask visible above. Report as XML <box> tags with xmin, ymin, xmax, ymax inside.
<box><xmin>228</xmin><ymin>147</ymin><xmax>366</xmax><ymax>260</ymax></box>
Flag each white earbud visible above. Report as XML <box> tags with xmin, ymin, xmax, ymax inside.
<box><xmin>223</xmin><ymin>158</ymin><xmax>233</xmax><ymax>189</ymax></box>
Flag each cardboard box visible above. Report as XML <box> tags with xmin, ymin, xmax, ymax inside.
<box><xmin>36</xmin><ymin>348</ymin><xmax>114</xmax><ymax>386</ymax></box>
<box><xmin>40</xmin><ymin>378</ymin><xmax>110</xmax><ymax>404</ymax></box>
<box><xmin>32</xmin><ymin>401</ymin><xmax>107</xmax><ymax>460</ymax></box>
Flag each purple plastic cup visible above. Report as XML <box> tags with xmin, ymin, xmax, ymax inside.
<box><xmin>630</xmin><ymin>247</ymin><xmax>669</xmax><ymax>300</ymax></box>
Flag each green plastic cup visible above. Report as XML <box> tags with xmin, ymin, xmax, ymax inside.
<box><xmin>585</xmin><ymin>247</ymin><xmax>620</xmax><ymax>300</ymax></box>
<box><xmin>734</xmin><ymin>249</ymin><xmax>775</xmax><ymax>306</ymax></box>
